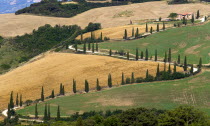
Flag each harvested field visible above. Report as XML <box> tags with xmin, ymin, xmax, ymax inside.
<box><xmin>0</xmin><ymin>52</ymin><xmax>183</xmax><ymax>109</ymax></box>
<box><xmin>1</xmin><ymin>1</ymin><xmax>210</xmax><ymax>37</ymax></box>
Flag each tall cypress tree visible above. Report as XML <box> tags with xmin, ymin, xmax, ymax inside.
<box><xmin>177</xmin><ymin>54</ymin><xmax>181</xmax><ymax>64</ymax></box>
<box><xmin>190</xmin><ymin>64</ymin><xmax>194</xmax><ymax>74</ymax></box>
<box><xmin>157</xmin><ymin>23</ymin><xmax>159</xmax><ymax>32</ymax></box>
<box><xmin>136</xmin><ymin>48</ymin><xmax>139</xmax><ymax>61</ymax></box>
<box><xmin>92</xmin><ymin>43</ymin><xmax>95</xmax><ymax>53</ymax></box>
<box><xmin>182</xmin><ymin>17</ymin><xmax>186</xmax><ymax>24</ymax></box>
<box><xmin>51</xmin><ymin>90</ymin><xmax>55</xmax><ymax>98</ymax></box>
<box><xmin>88</xmin><ymin>42</ymin><xmax>91</xmax><ymax>50</ymax></box>
<box><xmin>156</xmin><ymin>64</ymin><xmax>160</xmax><ymax>80</ymax></box>
<box><xmin>83</xmin><ymin>42</ymin><xmax>86</xmax><ymax>54</ymax></box>
<box><xmin>35</xmin><ymin>104</ymin><xmax>38</xmax><ymax>119</ymax></box>
<box><xmin>57</xmin><ymin>105</ymin><xmax>60</xmax><ymax>120</ymax></box>
<box><xmin>155</xmin><ymin>49</ymin><xmax>157</xmax><ymax>61</ymax></box>
<box><xmin>96</xmin><ymin>42</ymin><xmax>98</xmax><ymax>52</ymax></box>
<box><xmin>9</xmin><ymin>91</ymin><xmax>14</xmax><ymax>108</ymax></box>
<box><xmin>73</xmin><ymin>79</ymin><xmax>77</xmax><ymax>94</ymax></box>
<box><xmin>44</xmin><ymin>104</ymin><xmax>48</xmax><ymax>121</ymax></box>
<box><xmin>135</xmin><ymin>28</ymin><xmax>139</xmax><ymax>38</ymax></box>
<box><xmin>100</xmin><ymin>32</ymin><xmax>103</xmax><ymax>40</ymax></box>
<box><xmin>196</xmin><ymin>10</ymin><xmax>200</xmax><ymax>19</ymax></box>
<box><xmin>168</xmin><ymin>64</ymin><xmax>171</xmax><ymax>74</ymax></box>
<box><xmin>62</xmin><ymin>85</ymin><xmax>65</xmax><ymax>95</ymax></box>
<box><xmin>7</xmin><ymin>103</ymin><xmax>11</xmax><ymax>119</ymax></box>
<box><xmin>121</xmin><ymin>72</ymin><xmax>125</xmax><ymax>85</ymax></box>
<box><xmin>20</xmin><ymin>94</ymin><xmax>22</xmax><ymax>107</ymax></box>
<box><xmin>131</xmin><ymin>72</ymin><xmax>135</xmax><ymax>83</ymax></box>
<box><xmin>191</xmin><ymin>14</ymin><xmax>194</xmax><ymax>24</ymax></box>
<box><xmin>184</xmin><ymin>56</ymin><xmax>187</xmax><ymax>71</ymax></box>
<box><xmin>96</xmin><ymin>78</ymin><xmax>101</xmax><ymax>91</ymax></box>
<box><xmin>164</xmin><ymin>63</ymin><xmax>166</xmax><ymax>72</ymax></box>
<box><xmin>146</xmin><ymin>69</ymin><xmax>149</xmax><ymax>81</ymax></box>
<box><xmin>59</xmin><ymin>83</ymin><xmax>63</xmax><ymax>95</ymax></box>
<box><xmin>141</xmin><ymin>51</ymin><xmax>144</xmax><ymax>59</ymax></box>
<box><xmin>145</xmin><ymin>49</ymin><xmax>148</xmax><ymax>60</ymax></box>
<box><xmin>163</xmin><ymin>22</ymin><xmax>165</xmax><ymax>30</ymax></box>
<box><xmin>198</xmin><ymin>57</ymin><xmax>202</xmax><ymax>70</ymax></box>
<box><xmin>41</xmin><ymin>86</ymin><xmax>44</xmax><ymax>101</ymax></box>
<box><xmin>150</xmin><ymin>27</ymin><xmax>153</xmax><ymax>34</ymax></box>
<box><xmin>16</xmin><ymin>93</ymin><xmax>19</xmax><ymax>106</ymax></box>
<box><xmin>108</xmin><ymin>74</ymin><xmax>112</xmax><ymax>88</ymax></box>
<box><xmin>85</xmin><ymin>80</ymin><xmax>89</xmax><ymax>93</ymax></box>
<box><xmin>109</xmin><ymin>49</ymin><xmax>112</xmax><ymax>56</ymax></box>
<box><xmin>132</xmin><ymin>27</ymin><xmax>134</xmax><ymax>37</ymax></box>
<box><xmin>174</xmin><ymin>62</ymin><xmax>177</xmax><ymax>73</ymax></box>
<box><xmin>127</xmin><ymin>52</ymin><xmax>129</xmax><ymax>60</ymax></box>
<box><xmin>124</xmin><ymin>29</ymin><xmax>127</xmax><ymax>39</ymax></box>
<box><xmin>164</xmin><ymin>51</ymin><xmax>167</xmax><ymax>63</ymax></box>
<box><xmin>168</xmin><ymin>48</ymin><xmax>171</xmax><ymax>62</ymax></box>
<box><xmin>75</xmin><ymin>41</ymin><xmax>78</xmax><ymax>52</ymax></box>
<box><xmin>146</xmin><ymin>23</ymin><xmax>148</xmax><ymax>32</ymax></box>
<box><xmin>80</xmin><ymin>34</ymin><xmax>83</xmax><ymax>41</ymax></box>
<box><xmin>48</xmin><ymin>104</ymin><xmax>51</xmax><ymax>120</ymax></box>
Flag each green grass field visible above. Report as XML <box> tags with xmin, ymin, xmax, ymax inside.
<box><xmin>98</xmin><ymin>22</ymin><xmax>210</xmax><ymax>64</ymax></box>
<box><xmin>17</xmin><ymin>70</ymin><xmax>210</xmax><ymax>117</ymax></box>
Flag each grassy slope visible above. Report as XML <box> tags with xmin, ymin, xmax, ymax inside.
<box><xmin>99</xmin><ymin>22</ymin><xmax>210</xmax><ymax>64</ymax></box>
<box><xmin>17</xmin><ymin>71</ymin><xmax>210</xmax><ymax>116</ymax></box>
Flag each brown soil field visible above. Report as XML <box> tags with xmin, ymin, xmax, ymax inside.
<box><xmin>76</xmin><ymin>24</ymin><xmax>172</xmax><ymax>40</ymax></box>
<box><xmin>0</xmin><ymin>1</ymin><xmax>210</xmax><ymax>37</ymax></box>
<box><xmin>0</xmin><ymin>52</ymin><xmax>183</xmax><ymax>109</ymax></box>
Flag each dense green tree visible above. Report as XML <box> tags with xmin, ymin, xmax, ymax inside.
<box><xmin>73</xmin><ymin>79</ymin><xmax>77</xmax><ymax>93</ymax></box>
<box><xmin>51</xmin><ymin>90</ymin><xmax>55</xmax><ymax>98</ymax></box>
<box><xmin>131</xmin><ymin>72</ymin><xmax>135</xmax><ymax>83</ymax></box>
<box><xmin>109</xmin><ymin>49</ymin><xmax>112</xmax><ymax>56</ymax></box>
<box><xmin>157</xmin><ymin>23</ymin><xmax>159</xmax><ymax>32</ymax></box>
<box><xmin>100</xmin><ymin>32</ymin><xmax>103</xmax><ymax>40</ymax></box>
<box><xmin>182</xmin><ymin>17</ymin><xmax>186</xmax><ymax>25</ymax></box>
<box><xmin>108</xmin><ymin>74</ymin><xmax>112</xmax><ymax>88</ymax></box>
<box><xmin>16</xmin><ymin>93</ymin><xmax>19</xmax><ymax>106</ymax></box>
<box><xmin>155</xmin><ymin>49</ymin><xmax>157</xmax><ymax>61</ymax></box>
<box><xmin>20</xmin><ymin>94</ymin><xmax>23</xmax><ymax>107</ymax></box>
<box><xmin>44</xmin><ymin>104</ymin><xmax>48</xmax><ymax>121</ymax></box>
<box><xmin>127</xmin><ymin>52</ymin><xmax>129</xmax><ymax>60</ymax></box>
<box><xmin>177</xmin><ymin>54</ymin><xmax>181</xmax><ymax>64</ymax></box>
<box><xmin>205</xmin><ymin>16</ymin><xmax>207</xmax><ymax>21</ymax></box>
<box><xmin>132</xmin><ymin>27</ymin><xmax>134</xmax><ymax>37</ymax></box>
<box><xmin>146</xmin><ymin>69</ymin><xmax>149</xmax><ymax>80</ymax></box>
<box><xmin>146</xmin><ymin>23</ymin><xmax>148</xmax><ymax>32</ymax></box>
<box><xmin>85</xmin><ymin>80</ymin><xmax>89</xmax><ymax>93</ymax></box>
<box><xmin>163</xmin><ymin>22</ymin><xmax>165</xmax><ymax>30</ymax></box>
<box><xmin>196</xmin><ymin>10</ymin><xmax>200</xmax><ymax>19</ymax></box>
<box><xmin>96</xmin><ymin>78</ymin><xmax>101</xmax><ymax>91</ymax></box>
<box><xmin>121</xmin><ymin>72</ymin><xmax>125</xmax><ymax>85</ymax></box>
<box><xmin>156</xmin><ymin>64</ymin><xmax>160</xmax><ymax>80</ymax></box>
<box><xmin>41</xmin><ymin>86</ymin><xmax>44</xmax><ymax>101</ymax></box>
<box><xmin>35</xmin><ymin>104</ymin><xmax>38</xmax><ymax>119</ymax></box>
<box><xmin>135</xmin><ymin>28</ymin><xmax>139</xmax><ymax>38</ymax></box>
<box><xmin>168</xmin><ymin>48</ymin><xmax>171</xmax><ymax>62</ymax></box>
<box><xmin>136</xmin><ymin>48</ymin><xmax>139</xmax><ymax>61</ymax></box>
<box><xmin>7</xmin><ymin>103</ymin><xmax>11</xmax><ymax>119</ymax></box>
<box><xmin>88</xmin><ymin>42</ymin><xmax>91</xmax><ymax>50</ymax></box>
<box><xmin>150</xmin><ymin>27</ymin><xmax>153</xmax><ymax>34</ymax></box>
<box><xmin>57</xmin><ymin>105</ymin><xmax>60</xmax><ymax>120</ymax></box>
<box><xmin>191</xmin><ymin>14</ymin><xmax>194</xmax><ymax>24</ymax></box>
<box><xmin>168</xmin><ymin>13</ymin><xmax>178</xmax><ymax>20</ymax></box>
<box><xmin>9</xmin><ymin>91</ymin><xmax>14</xmax><ymax>108</ymax></box>
<box><xmin>83</xmin><ymin>42</ymin><xmax>86</xmax><ymax>54</ymax></box>
<box><xmin>124</xmin><ymin>29</ymin><xmax>127</xmax><ymax>39</ymax></box>
<box><xmin>184</xmin><ymin>56</ymin><xmax>187</xmax><ymax>71</ymax></box>
<box><xmin>145</xmin><ymin>49</ymin><xmax>149</xmax><ymax>60</ymax></box>
<box><xmin>80</xmin><ymin>34</ymin><xmax>83</xmax><ymax>41</ymax></box>
<box><xmin>198</xmin><ymin>57</ymin><xmax>202</xmax><ymax>71</ymax></box>
<box><xmin>92</xmin><ymin>43</ymin><xmax>95</xmax><ymax>53</ymax></box>
<box><xmin>76</xmin><ymin>117</ymin><xmax>83</xmax><ymax>126</ymax></box>
<box><xmin>190</xmin><ymin>64</ymin><xmax>194</xmax><ymax>74</ymax></box>
<box><xmin>141</xmin><ymin>51</ymin><xmax>144</xmax><ymax>59</ymax></box>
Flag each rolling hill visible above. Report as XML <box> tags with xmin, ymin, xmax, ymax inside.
<box><xmin>1</xmin><ymin>1</ymin><xmax>210</xmax><ymax>37</ymax></box>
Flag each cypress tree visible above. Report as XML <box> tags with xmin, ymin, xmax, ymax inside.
<box><xmin>16</xmin><ymin>93</ymin><xmax>19</xmax><ymax>106</ymax></box>
<box><xmin>20</xmin><ymin>94</ymin><xmax>22</xmax><ymax>107</ymax></box>
<box><xmin>109</xmin><ymin>49</ymin><xmax>112</xmax><ymax>56</ymax></box>
<box><xmin>96</xmin><ymin>42</ymin><xmax>98</xmax><ymax>52</ymax></box>
<box><xmin>164</xmin><ymin>51</ymin><xmax>167</xmax><ymax>63</ymax></box>
<box><xmin>190</xmin><ymin>64</ymin><xmax>194</xmax><ymax>74</ymax></box>
<box><xmin>85</xmin><ymin>80</ymin><xmax>89</xmax><ymax>93</ymax></box>
<box><xmin>88</xmin><ymin>42</ymin><xmax>91</xmax><ymax>50</ymax></box>
<box><xmin>198</xmin><ymin>57</ymin><xmax>202</xmax><ymax>70</ymax></box>
<box><xmin>141</xmin><ymin>51</ymin><xmax>144</xmax><ymax>59</ymax></box>
<box><xmin>44</xmin><ymin>104</ymin><xmax>48</xmax><ymax>121</ymax></box>
<box><xmin>92</xmin><ymin>43</ymin><xmax>94</xmax><ymax>53</ymax></box>
<box><xmin>155</xmin><ymin>49</ymin><xmax>157</xmax><ymax>61</ymax></box>
<box><xmin>57</xmin><ymin>105</ymin><xmax>60</xmax><ymax>120</ymax></box>
<box><xmin>51</xmin><ymin>90</ymin><xmax>55</xmax><ymax>98</ymax></box>
<box><xmin>131</xmin><ymin>72</ymin><xmax>135</xmax><ymax>83</ymax></box>
<box><xmin>91</xmin><ymin>32</ymin><xmax>93</xmax><ymax>40</ymax></box>
<box><xmin>80</xmin><ymin>34</ymin><xmax>83</xmax><ymax>41</ymax></box>
<box><xmin>168</xmin><ymin>48</ymin><xmax>171</xmax><ymax>62</ymax></box>
<box><xmin>145</xmin><ymin>49</ymin><xmax>148</xmax><ymax>60</ymax></box>
<box><xmin>62</xmin><ymin>85</ymin><xmax>65</xmax><ymax>95</ymax></box>
<box><xmin>146</xmin><ymin>69</ymin><xmax>149</xmax><ymax>80</ymax></box>
<box><xmin>178</xmin><ymin>54</ymin><xmax>181</xmax><ymax>64</ymax></box>
<box><xmin>174</xmin><ymin>62</ymin><xmax>177</xmax><ymax>73</ymax></box>
<box><xmin>35</xmin><ymin>104</ymin><xmax>38</xmax><ymax>119</ymax></box>
<box><xmin>124</xmin><ymin>29</ymin><xmax>127</xmax><ymax>39</ymax></box>
<box><xmin>135</xmin><ymin>28</ymin><xmax>139</xmax><ymax>38</ymax></box>
<box><xmin>83</xmin><ymin>42</ymin><xmax>86</xmax><ymax>54</ymax></box>
<box><xmin>48</xmin><ymin>104</ymin><xmax>51</xmax><ymax>120</ymax></box>
<box><xmin>73</xmin><ymin>79</ymin><xmax>77</xmax><ymax>94</ymax></box>
<box><xmin>150</xmin><ymin>27</ymin><xmax>153</xmax><ymax>34</ymax></box>
<box><xmin>164</xmin><ymin>63</ymin><xmax>166</xmax><ymax>72</ymax></box>
<box><xmin>191</xmin><ymin>14</ymin><xmax>194</xmax><ymax>24</ymax></box>
<box><xmin>136</xmin><ymin>48</ymin><xmax>139</xmax><ymax>61</ymax></box>
<box><xmin>168</xmin><ymin>64</ymin><xmax>171</xmax><ymax>74</ymax></box>
<box><xmin>156</xmin><ymin>64</ymin><xmax>160</xmax><ymax>80</ymax></box>
<box><xmin>59</xmin><ymin>83</ymin><xmax>63</xmax><ymax>95</ymax></box>
<box><xmin>205</xmin><ymin>16</ymin><xmax>207</xmax><ymax>21</ymax></box>
<box><xmin>184</xmin><ymin>56</ymin><xmax>187</xmax><ymax>71</ymax></box>
<box><xmin>163</xmin><ymin>22</ymin><xmax>165</xmax><ymax>30</ymax></box>
<box><xmin>96</xmin><ymin>78</ymin><xmax>101</xmax><ymax>91</ymax></box>
<box><xmin>146</xmin><ymin>23</ymin><xmax>148</xmax><ymax>32</ymax></box>
<box><xmin>127</xmin><ymin>52</ymin><xmax>129</xmax><ymax>60</ymax></box>
<box><xmin>7</xmin><ymin>103</ymin><xmax>11</xmax><ymax>119</ymax></box>
<box><xmin>132</xmin><ymin>27</ymin><xmax>134</xmax><ymax>37</ymax></box>
<box><xmin>75</xmin><ymin>41</ymin><xmax>78</xmax><ymax>52</ymax></box>
<box><xmin>9</xmin><ymin>91</ymin><xmax>14</xmax><ymax>108</ymax></box>
<box><xmin>41</xmin><ymin>86</ymin><xmax>44</xmax><ymax>101</ymax></box>
<box><xmin>182</xmin><ymin>17</ymin><xmax>186</xmax><ymax>24</ymax></box>
<box><xmin>121</xmin><ymin>72</ymin><xmax>125</xmax><ymax>85</ymax></box>
<box><xmin>196</xmin><ymin>10</ymin><xmax>200</xmax><ymax>19</ymax></box>
<box><xmin>157</xmin><ymin>23</ymin><xmax>159</xmax><ymax>32</ymax></box>
<box><xmin>100</xmin><ymin>32</ymin><xmax>103</xmax><ymax>40</ymax></box>
<box><xmin>108</xmin><ymin>74</ymin><xmax>112</xmax><ymax>88</ymax></box>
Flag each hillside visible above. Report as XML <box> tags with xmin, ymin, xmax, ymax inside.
<box><xmin>1</xmin><ymin>1</ymin><xmax>210</xmax><ymax>37</ymax></box>
<box><xmin>0</xmin><ymin>53</ymin><xmax>183</xmax><ymax>109</ymax></box>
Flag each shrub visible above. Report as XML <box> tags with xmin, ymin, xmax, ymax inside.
<box><xmin>0</xmin><ymin>64</ymin><xmax>11</xmax><ymax>70</ymax></box>
<box><xmin>135</xmin><ymin>77</ymin><xmax>144</xmax><ymax>83</ymax></box>
<box><xmin>125</xmin><ymin>78</ymin><xmax>131</xmax><ymax>84</ymax></box>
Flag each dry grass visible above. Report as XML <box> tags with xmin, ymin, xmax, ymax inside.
<box><xmin>0</xmin><ymin>1</ymin><xmax>210</xmax><ymax>37</ymax></box>
<box><xmin>76</xmin><ymin>24</ymin><xmax>171</xmax><ymax>40</ymax></box>
<box><xmin>0</xmin><ymin>52</ymin><xmax>183</xmax><ymax>109</ymax></box>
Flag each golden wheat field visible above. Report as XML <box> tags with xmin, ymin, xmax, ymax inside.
<box><xmin>0</xmin><ymin>1</ymin><xmax>210</xmax><ymax>37</ymax></box>
<box><xmin>0</xmin><ymin>53</ymin><xmax>183</xmax><ymax>109</ymax></box>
